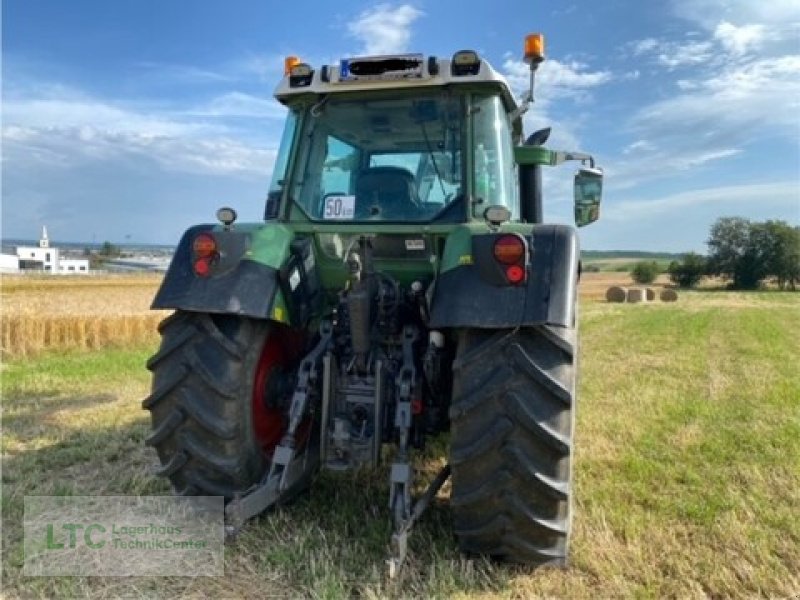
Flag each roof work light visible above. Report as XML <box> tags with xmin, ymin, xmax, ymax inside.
<box><xmin>289</xmin><ymin>62</ymin><xmax>314</xmax><ymax>87</ymax></box>
<box><xmin>451</xmin><ymin>50</ymin><xmax>481</xmax><ymax>76</ymax></box>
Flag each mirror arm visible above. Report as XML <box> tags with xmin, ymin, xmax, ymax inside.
<box><xmin>550</xmin><ymin>151</ymin><xmax>595</xmax><ymax>169</ymax></box>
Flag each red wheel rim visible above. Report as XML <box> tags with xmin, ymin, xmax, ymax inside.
<box><xmin>252</xmin><ymin>326</ymin><xmax>309</xmax><ymax>456</ymax></box>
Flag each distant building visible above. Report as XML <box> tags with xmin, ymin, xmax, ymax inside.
<box><xmin>14</xmin><ymin>226</ymin><xmax>90</xmax><ymax>274</ymax></box>
<box><xmin>0</xmin><ymin>253</ymin><xmax>20</xmax><ymax>273</ymax></box>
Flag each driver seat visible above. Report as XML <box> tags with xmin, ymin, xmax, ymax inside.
<box><xmin>355</xmin><ymin>167</ymin><xmax>418</xmax><ymax>219</ymax></box>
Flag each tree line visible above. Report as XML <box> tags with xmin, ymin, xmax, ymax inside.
<box><xmin>630</xmin><ymin>217</ymin><xmax>799</xmax><ymax>290</ymax></box>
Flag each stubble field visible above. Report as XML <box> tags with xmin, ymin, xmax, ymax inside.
<box><xmin>1</xmin><ymin>272</ymin><xmax>798</xmax><ymax>598</ymax></box>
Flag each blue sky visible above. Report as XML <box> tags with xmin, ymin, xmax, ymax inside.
<box><xmin>2</xmin><ymin>0</ymin><xmax>798</xmax><ymax>251</ymax></box>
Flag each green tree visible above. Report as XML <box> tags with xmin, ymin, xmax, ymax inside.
<box><xmin>667</xmin><ymin>252</ymin><xmax>707</xmax><ymax>288</ymax></box>
<box><xmin>707</xmin><ymin>217</ymin><xmax>768</xmax><ymax>289</ymax></box>
<box><xmin>98</xmin><ymin>241</ymin><xmax>120</xmax><ymax>257</ymax></box>
<box><xmin>761</xmin><ymin>221</ymin><xmax>800</xmax><ymax>290</ymax></box>
<box><xmin>630</xmin><ymin>260</ymin><xmax>660</xmax><ymax>284</ymax></box>
<box><xmin>707</xmin><ymin>217</ymin><xmax>800</xmax><ymax>290</ymax></box>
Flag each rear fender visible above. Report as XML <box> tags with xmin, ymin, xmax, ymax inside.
<box><xmin>429</xmin><ymin>224</ymin><xmax>579</xmax><ymax>329</ymax></box>
<box><xmin>152</xmin><ymin>224</ymin><xmax>319</xmax><ymax>327</ymax></box>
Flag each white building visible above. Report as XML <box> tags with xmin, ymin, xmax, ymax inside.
<box><xmin>58</xmin><ymin>258</ymin><xmax>90</xmax><ymax>273</ymax></box>
<box><xmin>14</xmin><ymin>226</ymin><xmax>90</xmax><ymax>274</ymax></box>
<box><xmin>0</xmin><ymin>253</ymin><xmax>20</xmax><ymax>273</ymax></box>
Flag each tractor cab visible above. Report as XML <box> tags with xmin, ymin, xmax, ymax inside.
<box><xmin>267</xmin><ymin>52</ymin><xmax>522</xmax><ymax>225</ymax></box>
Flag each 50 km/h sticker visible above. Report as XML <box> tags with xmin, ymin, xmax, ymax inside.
<box><xmin>323</xmin><ymin>195</ymin><xmax>355</xmax><ymax>219</ymax></box>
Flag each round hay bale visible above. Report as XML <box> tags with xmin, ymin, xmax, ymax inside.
<box><xmin>606</xmin><ymin>286</ymin><xmax>627</xmax><ymax>303</ymax></box>
<box><xmin>645</xmin><ymin>288</ymin><xmax>656</xmax><ymax>301</ymax></box>
<box><xmin>660</xmin><ymin>289</ymin><xmax>679</xmax><ymax>302</ymax></box>
<box><xmin>627</xmin><ymin>288</ymin><xmax>646</xmax><ymax>303</ymax></box>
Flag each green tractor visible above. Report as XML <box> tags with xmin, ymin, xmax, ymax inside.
<box><xmin>144</xmin><ymin>32</ymin><xmax>602</xmax><ymax>572</ymax></box>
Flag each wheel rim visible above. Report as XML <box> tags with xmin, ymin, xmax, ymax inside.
<box><xmin>252</xmin><ymin>326</ymin><xmax>309</xmax><ymax>456</ymax></box>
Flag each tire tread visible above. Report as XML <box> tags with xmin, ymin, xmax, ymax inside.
<box><xmin>144</xmin><ymin>311</ymin><xmax>271</xmax><ymax>499</ymax></box>
<box><xmin>450</xmin><ymin>325</ymin><xmax>576</xmax><ymax>566</ymax></box>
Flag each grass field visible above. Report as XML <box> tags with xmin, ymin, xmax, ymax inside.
<box><xmin>2</xmin><ymin>274</ymin><xmax>799</xmax><ymax>598</ymax></box>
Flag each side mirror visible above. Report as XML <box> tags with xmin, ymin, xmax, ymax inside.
<box><xmin>264</xmin><ymin>190</ymin><xmax>281</xmax><ymax>220</ymax></box>
<box><xmin>574</xmin><ymin>167</ymin><xmax>603</xmax><ymax>227</ymax></box>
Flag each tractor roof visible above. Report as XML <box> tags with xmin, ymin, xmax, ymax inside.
<box><xmin>273</xmin><ymin>53</ymin><xmax>519</xmax><ymax>112</ymax></box>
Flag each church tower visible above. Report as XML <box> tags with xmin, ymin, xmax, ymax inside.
<box><xmin>39</xmin><ymin>226</ymin><xmax>50</xmax><ymax>249</ymax></box>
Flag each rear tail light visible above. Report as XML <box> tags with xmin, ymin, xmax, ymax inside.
<box><xmin>192</xmin><ymin>233</ymin><xmax>217</xmax><ymax>258</ymax></box>
<box><xmin>505</xmin><ymin>264</ymin><xmax>525</xmax><ymax>284</ymax></box>
<box><xmin>493</xmin><ymin>235</ymin><xmax>525</xmax><ymax>264</ymax></box>
<box><xmin>193</xmin><ymin>258</ymin><xmax>211</xmax><ymax>277</ymax></box>
<box><xmin>493</xmin><ymin>233</ymin><xmax>528</xmax><ymax>285</ymax></box>
<box><xmin>192</xmin><ymin>232</ymin><xmax>217</xmax><ymax>276</ymax></box>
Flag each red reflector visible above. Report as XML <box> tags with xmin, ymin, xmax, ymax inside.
<box><xmin>193</xmin><ymin>233</ymin><xmax>217</xmax><ymax>258</ymax></box>
<box><xmin>494</xmin><ymin>234</ymin><xmax>525</xmax><ymax>265</ymax></box>
<box><xmin>194</xmin><ymin>257</ymin><xmax>211</xmax><ymax>277</ymax></box>
<box><xmin>506</xmin><ymin>264</ymin><xmax>525</xmax><ymax>284</ymax></box>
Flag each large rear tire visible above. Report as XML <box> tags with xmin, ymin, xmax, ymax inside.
<box><xmin>449</xmin><ymin>323</ymin><xmax>576</xmax><ymax>566</ymax></box>
<box><xmin>143</xmin><ymin>311</ymin><xmax>304</xmax><ymax>498</ymax></box>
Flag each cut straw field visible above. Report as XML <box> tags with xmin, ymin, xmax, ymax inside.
<box><xmin>1</xmin><ymin>274</ymin><xmax>799</xmax><ymax>598</ymax></box>
<box><xmin>1</xmin><ymin>274</ymin><xmax>167</xmax><ymax>357</ymax></box>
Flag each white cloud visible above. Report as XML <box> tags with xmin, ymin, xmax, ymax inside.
<box><xmin>522</xmin><ymin>112</ymin><xmax>583</xmax><ymax>154</ymax></box>
<box><xmin>671</xmin><ymin>0</ymin><xmax>800</xmax><ymax>31</ymax></box>
<box><xmin>347</xmin><ymin>4</ymin><xmax>423</xmax><ymax>56</ymax></box>
<box><xmin>2</xmin><ymin>93</ymin><xmax>208</xmax><ymax>138</ymax></box>
<box><xmin>607</xmin><ymin>181</ymin><xmax>800</xmax><ymax>222</ymax></box>
<box><xmin>583</xmin><ymin>181</ymin><xmax>799</xmax><ymax>252</ymax></box>
<box><xmin>150</xmin><ymin>137</ymin><xmax>277</xmax><ymax>175</ymax></box>
<box><xmin>657</xmin><ymin>40</ymin><xmax>714</xmax><ymax>68</ymax></box>
<box><xmin>713</xmin><ymin>21</ymin><xmax>765</xmax><ymax>56</ymax></box>
<box><xmin>133</xmin><ymin>61</ymin><xmax>233</xmax><ymax>84</ymax></box>
<box><xmin>501</xmin><ymin>56</ymin><xmax>612</xmax><ymax>154</ymax></box>
<box><xmin>502</xmin><ymin>57</ymin><xmax>612</xmax><ymax>106</ymax></box>
<box><xmin>606</xmin><ymin>146</ymin><xmax>744</xmax><ymax>192</ymax></box>
<box><xmin>622</xmin><ymin>140</ymin><xmax>654</xmax><ymax>155</ymax></box>
<box><xmin>632</xmin><ymin>38</ymin><xmax>659</xmax><ymax>55</ymax></box>
<box><xmin>541</xmin><ymin>59</ymin><xmax>613</xmax><ymax>91</ymax></box>
<box><xmin>609</xmin><ymin>51</ymin><xmax>799</xmax><ymax>187</ymax></box>
<box><xmin>601</xmin><ymin>2</ymin><xmax>800</xmax><ymax>198</ymax></box>
<box><xmin>2</xmin><ymin>85</ymin><xmax>281</xmax><ymax>179</ymax></box>
<box><xmin>634</xmin><ymin>55</ymin><xmax>800</xmax><ymax>134</ymax></box>
<box><xmin>190</xmin><ymin>92</ymin><xmax>286</xmax><ymax>120</ymax></box>
<box><xmin>675</xmin><ymin>79</ymin><xmax>698</xmax><ymax>90</ymax></box>
<box><xmin>629</xmin><ymin>22</ymin><xmax>775</xmax><ymax>70</ymax></box>
<box><xmin>3</xmin><ymin>125</ymin><xmax>277</xmax><ymax>177</ymax></box>
<box><xmin>232</xmin><ymin>53</ymin><xmax>290</xmax><ymax>83</ymax></box>
<box><xmin>629</xmin><ymin>37</ymin><xmax>715</xmax><ymax>69</ymax></box>
<box><xmin>615</xmin><ymin>45</ymin><xmax>799</xmax><ymax>186</ymax></box>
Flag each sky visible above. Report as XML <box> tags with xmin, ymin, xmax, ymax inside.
<box><xmin>2</xmin><ymin>0</ymin><xmax>799</xmax><ymax>251</ymax></box>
